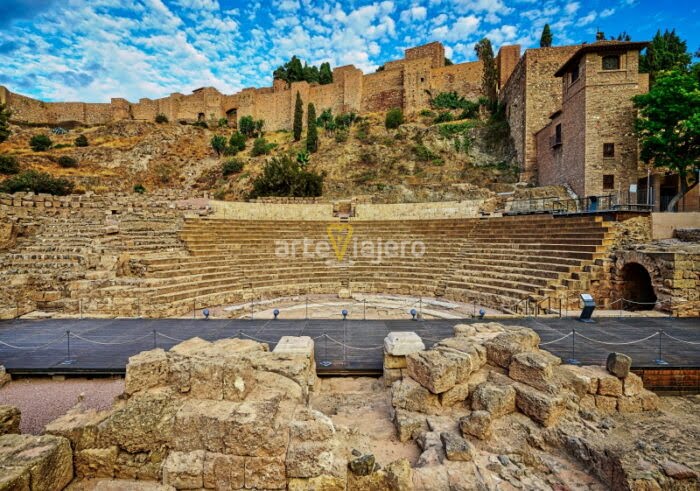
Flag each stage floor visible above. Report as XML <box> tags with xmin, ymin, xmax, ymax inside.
<box><xmin>1</xmin><ymin>316</ymin><xmax>698</xmax><ymax>375</ymax></box>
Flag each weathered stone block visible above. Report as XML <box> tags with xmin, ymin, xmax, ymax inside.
<box><xmin>406</xmin><ymin>348</ymin><xmax>472</xmax><ymax>394</ymax></box>
<box><xmin>384</xmin><ymin>332</ymin><xmax>425</xmax><ymax>356</ymax></box>
<box><xmin>439</xmin><ymin>382</ymin><xmax>470</xmax><ymax>407</ymax></box>
<box><xmin>76</xmin><ymin>446</ymin><xmax>118</xmax><ymax>479</ymax></box>
<box><xmin>471</xmin><ymin>382</ymin><xmax>516</xmax><ymax>418</ymax></box>
<box><xmin>440</xmin><ymin>432</ymin><xmax>474</xmax><ymax>461</ymax></box>
<box><xmin>0</xmin><ymin>434</ymin><xmax>73</xmax><ymax>491</ymax></box>
<box><xmin>509</xmin><ymin>350</ymin><xmax>560</xmax><ymax>393</ymax></box>
<box><xmin>44</xmin><ymin>408</ymin><xmax>110</xmax><ymax>451</ymax></box>
<box><xmin>606</xmin><ymin>352</ymin><xmax>632</xmax><ymax>378</ymax></box>
<box><xmin>616</xmin><ymin>396</ymin><xmax>642</xmax><ymax>413</ymax></box>
<box><xmin>484</xmin><ymin>329</ymin><xmax>540</xmax><ymax>368</ymax></box>
<box><xmin>459</xmin><ymin>411</ymin><xmax>492</xmax><ymax>440</ymax></box>
<box><xmin>286</xmin><ymin>441</ymin><xmax>334</xmax><ymax>478</ymax></box>
<box><xmin>622</xmin><ymin>372</ymin><xmax>643</xmax><ymax>396</ymax></box>
<box><xmin>391</xmin><ymin>377</ymin><xmax>441</xmax><ymax>415</ymax></box>
<box><xmin>383</xmin><ymin>367</ymin><xmax>403</xmax><ymax>387</ymax></box>
<box><xmin>0</xmin><ymin>366</ymin><xmax>10</xmax><ymax>388</ymax></box>
<box><xmin>125</xmin><ymin>349</ymin><xmax>169</xmax><ymax>395</ymax></box>
<box><xmin>639</xmin><ymin>389</ymin><xmax>660</xmax><ymax>411</ymax></box>
<box><xmin>289</xmin><ymin>408</ymin><xmax>334</xmax><ymax>442</ymax></box>
<box><xmin>453</xmin><ymin>323</ymin><xmax>476</xmax><ymax>337</ymax></box>
<box><xmin>288</xmin><ymin>475</ymin><xmax>345</xmax><ymax>491</ymax></box>
<box><xmin>394</xmin><ymin>409</ymin><xmax>428</xmax><ymax>442</ymax></box>
<box><xmin>513</xmin><ymin>383</ymin><xmax>565</xmax><ymax>427</ymax></box>
<box><xmin>0</xmin><ymin>406</ymin><xmax>20</xmax><ymax>435</ymax></box>
<box><xmin>203</xmin><ymin>452</ymin><xmax>244</xmax><ymax>489</ymax></box>
<box><xmin>384</xmin><ymin>353</ymin><xmax>407</xmax><ymax>369</ymax></box>
<box><xmin>244</xmin><ymin>456</ymin><xmax>286</xmax><ymax>489</ymax></box>
<box><xmin>594</xmin><ymin>395</ymin><xmax>617</xmax><ymax>414</ymax></box>
<box><xmin>162</xmin><ymin>450</ymin><xmax>204</xmax><ymax>489</ymax></box>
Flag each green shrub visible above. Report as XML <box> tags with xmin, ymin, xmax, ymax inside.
<box><xmin>0</xmin><ymin>170</ymin><xmax>73</xmax><ymax>195</ymax></box>
<box><xmin>317</xmin><ymin>108</ymin><xmax>333</xmax><ymax>129</ymax></box>
<box><xmin>239</xmin><ymin>116</ymin><xmax>256</xmax><ymax>137</ymax></box>
<box><xmin>52</xmin><ymin>143</ymin><xmax>72</xmax><ymax>149</ymax></box>
<box><xmin>210</xmin><ymin>135</ymin><xmax>227</xmax><ymax>156</ymax></box>
<box><xmin>74</xmin><ymin>134</ymin><xmax>88</xmax><ymax>147</ymax></box>
<box><xmin>57</xmin><ymin>156</ymin><xmax>78</xmax><ymax>168</ymax></box>
<box><xmin>0</xmin><ymin>155</ymin><xmax>19</xmax><ymax>175</ymax></box>
<box><xmin>29</xmin><ymin>134</ymin><xmax>52</xmax><ymax>151</ymax></box>
<box><xmin>437</xmin><ymin>121</ymin><xmax>476</xmax><ymax>138</ymax></box>
<box><xmin>358</xmin><ymin>149</ymin><xmax>376</xmax><ymax>165</ymax></box>
<box><xmin>385</xmin><ymin>108</ymin><xmax>404</xmax><ymax>129</ymax></box>
<box><xmin>433</xmin><ymin>112</ymin><xmax>454</xmax><ymax>124</ymax></box>
<box><xmin>251</xmin><ymin>137</ymin><xmax>275</xmax><ymax>156</ymax></box>
<box><xmin>249</xmin><ymin>155</ymin><xmax>323</xmax><ymax>198</ymax></box>
<box><xmin>218</xmin><ymin>118</ymin><xmax>229</xmax><ymax>127</ymax></box>
<box><xmin>222</xmin><ymin>159</ymin><xmax>244</xmax><ymax>176</ymax></box>
<box><xmin>419</xmin><ymin>109</ymin><xmax>436</xmax><ymax>117</ymax></box>
<box><xmin>0</xmin><ymin>103</ymin><xmax>11</xmax><ymax>143</ymax></box>
<box><xmin>412</xmin><ymin>144</ymin><xmax>442</xmax><ymax>165</ymax></box>
<box><xmin>335</xmin><ymin>112</ymin><xmax>357</xmax><ymax>129</ymax></box>
<box><xmin>192</xmin><ymin>120</ymin><xmax>208</xmax><ymax>128</ymax></box>
<box><xmin>155</xmin><ymin>114</ymin><xmax>168</xmax><ymax>124</ymax></box>
<box><xmin>458</xmin><ymin>101</ymin><xmax>480</xmax><ymax>119</ymax></box>
<box><xmin>355</xmin><ymin>120</ymin><xmax>372</xmax><ymax>144</ymax></box>
<box><xmin>133</xmin><ymin>183</ymin><xmax>146</xmax><ymax>194</ymax></box>
<box><xmin>296</xmin><ymin>151</ymin><xmax>310</xmax><ymax>168</ymax></box>
<box><xmin>333</xmin><ymin>130</ymin><xmax>347</xmax><ymax>143</ymax></box>
<box><xmin>228</xmin><ymin>131</ymin><xmax>246</xmax><ymax>153</ymax></box>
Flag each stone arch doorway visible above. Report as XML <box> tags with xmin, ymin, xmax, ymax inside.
<box><xmin>226</xmin><ymin>108</ymin><xmax>238</xmax><ymax>127</ymax></box>
<box><xmin>619</xmin><ymin>262</ymin><xmax>657</xmax><ymax>310</ymax></box>
<box><xmin>197</xmin><ymin>112</ymin><xmax>205</xmax><ymax>122</ymax></box>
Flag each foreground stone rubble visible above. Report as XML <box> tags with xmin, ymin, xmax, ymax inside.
<box><xmin>0</xmin><ymin>323</ymin><xmax>698</xmax><ymax>490</ymax></box>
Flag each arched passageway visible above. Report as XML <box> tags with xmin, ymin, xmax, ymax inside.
<box><xmin>619</xmin><ymin>262</ymin><xmax>657</xmax><ymax>310</ymax></box>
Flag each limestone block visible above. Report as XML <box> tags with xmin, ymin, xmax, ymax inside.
<box><xmin>0</xmin><ymin>434</ymin><xmax>73</xmax><ymax>491</ymax></box>
<box><xmin>582</xmin><ymin>366</ymin><xmax>623</xmax><ymax>397</ymax></box>
<box><xmin>513</xmin><ymin>383</ymin><xmax>566</xmax><ymax>427</ymax></box>
<box><xmin>394</xmin><ymin>409</ymin><xmax>428</xmax><ymax>442</ymax></box>
<box><xmin>459</xmin><ymin>411</ymin><xmax>492</xmax><ymax>440</ymax></box>
<box><xmin>622</xmin><ymin>372</ymin><xmax>644</xmax><ymax>396</ymax></box>
<box><xmin>348</xmin><ymin>453</ymin><xmax>376</xmax><ymax>476</ymax></box>
<box><xmin>67</xmin><ymin>479</ymin><xmax>176</xmax><ymax>490</ymax></box>
<box><xmin>484</xmin><ymin>329</ymin><xmax>540</xmax><ymax>368</ymax></box>
<box><xmin>555</xmin><ymin>365</ymin><xmax>592</xmax><ymax>399</ymax></box>
<box><xmin>453</xmin><ymin>323</ymin><xmax>476</xmax><ymax>337</ymax></box>
<box><xmin>616</xmin><ymin>396</ymin><xmax>642</xmax><ymax>413</ymax></box>
<box><xmin>435</xmin><ymin>337</ymin><xmax>487</xmax><ymax>369</ymax></box>
<box><xmin>222</xmin><ymin>362</ymin><xmax>254</xmax><ymax>402</ymax></box>
<box><xmin>189</xmin><ymin>358</ymin><xmax>225</xmax><ymax>401</ymax></box>
<box><xmin>114</xmin><ymin>448</ymin><xmax>164</xmax><ymax>481</ymax></box>
<box><xmin>579</xmin><ymin>394</ymin><xmax>596</xmax><ymax>411</ymax></box>
<box><xmin>594</xmin><ymin>395</ymin><xmax>618</xmax><ymax>414</ymax></box>
<box><xmin>606</xmin><ymin>352</ymin><xmax>632</xmax><ymax>378</ymax></box>
<box><xmin>288</xmin><ymin>475</ymin><xmax>346</xmax><ymax>491</ymax></box>
<box><xmin>286</xmin><ymin>441</ymin><xmax>334</xmax><ymax>478</ymax></box>
<box><xmin>289</xmin><ymin>408</ymin><xmax>335</xmax><ymax>442</ymax></box>
<box><xmin>202</xmin><ymin>452</ymin><xmax>244</xmax><ymax>490</ymax></box>
<box><xmin>0</xmin><ymin>366</ymin><xmax>11</xmax><ymax>388</ymax></box>
<box><xmin>0</xmin><ymin>406</ymin><xmax>20</xmax><ymax>435</ymax></box>
<box><xmin>384</xmin><ymin>353</ymin><xmax>407</xmax><ymax>369</ymax></box>
<box><xmin>639</xmin><ymin>389</ymin><xmax>660</xmax><ymax>411</ymax></box>
<box><xmin>508</xmin><ymin>350</ymin><xmax>560</xmax><ymax>393</ymax></box>
<box><xmin>406</xmin><ymin>348</ymin><xmax>472</xmax><ymax>394</ymax></box>
<box><xmin>244</xmin><ymin>456</ymin><xmax>286</xmax><ymax>490</ymax></box>
<box><xmin>391</xmin><ymin>378</ymin><xmax>441</xmax><ymax>415</ymax></box>
<box><xmin>162</xmin><ymin>450</ymin><xmax>204</xmax><ymax>489</ymax></box>
<box><xmin>440</xmin><ymin>432</ymin><xmax>474</xmax><ymax>461</ymax></box>
<box><xmin>44</xmin><ymin>408</ymin><xmax>110</xmax><ymax>451</ymax></box>
<box><xmin>439</xmin><ymin>382</ymin><xmax>470</xmax><ymax>407</ymax></box>
<box><xmin>383</xmin><ymin>367</ymin><xmax>403</xmax><ymax>387</ymax></box>
<box><xmin>76</xmin><ymin>446</ymin><xmax>118</xmax><ymax>479</ymax></box>
<box><xmin>125</xmin><ymin>348</ymin><xmax>169</xmax><ymax>395</ymax></box>
<box><xmin>384</xmin><ymin>331</ymin><xmax>425</xmax><ymax>356</ymax></box>
<box><xmin>471</xmin><ymin>382</ymin><xmax>516</xmax><ymax>418</ymax></box>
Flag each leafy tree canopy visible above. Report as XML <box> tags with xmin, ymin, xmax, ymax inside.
<box><xmin>540</xmin><ymin>24</ymin><xmax>552</xmax><ymax>48</ymax></box>
<box><xmin>273</xmin><ymin>56</ymin><xmax>333</xmax><ymax>86</ymax></box>
<box><xmin>249</xmin><ymin>155</ymin><xmax>323</xmax><ymax>198</ymax></box>
<box><xmin>0</xmin><ymin>103</ymin><xmax>11</xmax><ymax>143</ymax></box>
<box><xmin>633</xmin><ymin>69</ymin><xmax>700</xmax><ymax>211</ymax></box>
<box><xmin>640</xmin><ymin>29</ymin><xmax>692</xmax><ymax>82</ymax></box>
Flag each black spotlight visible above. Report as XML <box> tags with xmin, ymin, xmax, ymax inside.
<box><xmin>342</xmin><ymin>309</ymin><xmax>348</xmax><ymax>320</ymax></box>
<box><xmin>410</xmin><ymin>308</ymin><xmax>417</xmax><ymax>321</ymax></box>
<box><xmin>273</xmin><ymin>309</ymin><xmax>280</xmax><ymax>320</ymax></box>
<box><xmin>478</xmin><ymin>309</ymin><xmax>486</xmax><ymax>319</ymax></box>
<box><xmin>203</xmin><ymin>308</ymin><xmax>210</xmax><ymax>320</ymax></box>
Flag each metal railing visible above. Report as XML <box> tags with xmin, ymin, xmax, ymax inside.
<box><xmin>505</xmin><ymin>194</ymin><xmax>654</xmax><ymax>216</ymax></box>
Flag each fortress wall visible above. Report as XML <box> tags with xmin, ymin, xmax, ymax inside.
<box><xmin>353</xmin><ymin>200</ymin><xmax>482</xmax><ymax>220</ymax></box>
<box><xmin>405</xmin><ymin>41</ymin><xmax>445</xmax><ymax>69</ymax></box>
<box><xmin>496</xmin><ymin>45</ymin><xmax>521</xmax><ymax>89</ymax></box>
<box><xmin>500</xmin><ymin>56</ymin><xmax>527</xmax><ymax>172</ymax></box>
<box><xmin>341</xmin><ymin>68</ymin><xmax>363</xmax><ymax>113</ymax></box>
<box><xmin>309</xmin><ymin>82</ymin><xmax>345</xmax><ymax>116</ymax></box>
<box><xmin>255</xmin><ymin>88</ymin><xmax>293</xmax><ymax>130</ymax></box>
<box><xmin>83</xmin><ymin>104</ymin><xmax>112</xmax><ymax>125</ymax></box>
<box><xmin>210</xmin><ymin>200</ymin><xmax>334</xmax><ymax>220</ymax></box>
<box><xmin>403</xmin><ymin>58</ymin><xmax>433</xmax><ymax>113</ymax></box>
<box><xmin>431</xmin><ymin>61</ymin><xmax>483</xmax><ymax>101</ymax></box>
<box><xmin>361</xmin><ymin>69</ymin><xmax>403</xmax><ymax>112</ymax></box>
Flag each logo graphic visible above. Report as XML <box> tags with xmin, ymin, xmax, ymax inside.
<box><xmin>326</xmin><ymin>223</ymin><xmax>354</xmax><ymax>261</ymax></box>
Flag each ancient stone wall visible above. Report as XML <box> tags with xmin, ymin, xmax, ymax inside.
<box><xmin>430</xmin><ymin>61</ymin><xmax>483</xmax><ymax>101</ymax></box>
<box><xmin>495</xmin><ymin>45</ymin><xmax>521</xmax><ymax>89</ymax></box>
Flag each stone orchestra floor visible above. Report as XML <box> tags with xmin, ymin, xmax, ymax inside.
<box><xmin>0</xmin><ymin>317</ymin><xmax>698</xmax><ymax>376</ymax></box>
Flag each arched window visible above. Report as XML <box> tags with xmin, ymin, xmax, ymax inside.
<box><xmin>602</xmin><ymin>55</ymin><xmax>620</xmax><ymax>70</ymax></box>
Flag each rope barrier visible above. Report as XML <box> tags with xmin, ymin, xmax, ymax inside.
<box><xmin>574</xmin><ymin>331</ymin><xmax>659</xmax><ymax>346</ymax></box>
<box><xmin>238</xmin><ymin>331</ymin><xmax>278</xmax><ymax>344</ymax></box>
<box><xmin>155</xmin><ymin>332</ymin><xmax>188</xmax><ymax>342</ymax></box>
<box><xmin>0</xmin><ymin>334</ymin><xmax>67</xmax><ymax>351</ymax></box>
<box><xmin>322</xmin><ymin>334</ymin><xmax>383</xmax><ymax>351</ymax></box>
<box><xmin>662</xmin><ymin>332</ymin><xmax>700</xmax><ymax>345</ymax></box>
<box><xmin>70</xmin><ymin>332</ymin><xmax>153</xmax><ymax>345</ymax></box>
<box><xmin>539</xmin><ymin>332</ymin><xmax>573</xmax><ymax>345</ymax></box>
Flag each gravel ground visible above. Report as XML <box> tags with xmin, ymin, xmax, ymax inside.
<box><xmin>0</xmin><ymin>377</ymin><xmax>124</xmax><ymax>434</ymax></box>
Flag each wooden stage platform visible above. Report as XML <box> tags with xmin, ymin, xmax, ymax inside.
<box><xmin>1</xmin><ymin>317</ymin><xmax>698</xmax><ymax>383</ymax></box>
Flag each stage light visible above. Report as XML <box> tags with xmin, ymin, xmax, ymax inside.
<box><xmin>478</xmin><ymin>309</ymin><xmax>485</xmax><ymax>319</ymax></box>
<box><xmin>410</xmin><ymin>308</ymin><xmax>417</xmax><ymax>320</ymax></box>
<box><xmin>273</xmin><ymin>309</ymin><xmax>279</xmax><ymax>320</ymax></box>
<box><xmin>203</xmin><ymin>308</ymin><xmax>210</xmax><ymax>320</ymax></box>
<box><xmin>342</xmin><ymin>309</ymin><xmax>348</xmax><ymax>320</ymax></box>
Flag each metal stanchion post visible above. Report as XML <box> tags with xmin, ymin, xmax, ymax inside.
<box><xmin>567</xmin><ymin>329</ymin><xmax>580</xmax><ymax>365</ymax></box>
<box><xmin>363</xmin><ymin>299</ymin><xmax>366</xmax><ymax>320</ymax></box>
<box><xmin>655</xmin><ymin>331</ymin><xmax>668</xmax><ymax>365</ymax></box>
<box><xmin>305</xmin><ymin>294</ymin><xmax>308</xmax><ymax>320</ymax></box>
<box><xmin>153</xmin><ymin>330</ymin><xmax>157</xmax><ymax>349</ymax></box>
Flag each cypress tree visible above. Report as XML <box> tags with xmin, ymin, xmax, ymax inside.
<box><xmin>475</xmin><ymin>38</ymin><xmax>498</xmax><ymax>106</ymax></box>
<box><xmin>540</xmin><ymin>24</ymin><xmax>552</xmax><ymax>48</ymax></box>
<box><xmin>0</xmin><ymin>103</ymin><xmax>11</xmax><ymax>143</ymax></box>
<box><xmin>306</xmin><ymin>103</ymin><xmax>318</xmax><ymax>153</ymax></box>
<box><xmin>293</xmin><ymin>91</ymin><xmax>303</xmax><ymax>142</ymax></box>
<box><xmin>319</xmin><ymin>62</ymin><xmax>333</xmax><ymax>84</ymax></box>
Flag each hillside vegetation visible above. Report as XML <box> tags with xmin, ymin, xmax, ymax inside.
<box><xmin>0</xmin><ymin>109</ymin><xmax>519</xmax><ymax>202</ymax></box>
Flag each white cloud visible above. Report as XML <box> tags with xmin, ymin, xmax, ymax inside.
<box><xmin>400</xmin><ymin>6</ymin><xmax>427</xmax><ymax>23</ymax></box>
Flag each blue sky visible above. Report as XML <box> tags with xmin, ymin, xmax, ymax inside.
<box><xmin>1</xmin><ymin>0</ymin><xmax>698</xmax><ymax>103</ymax></box>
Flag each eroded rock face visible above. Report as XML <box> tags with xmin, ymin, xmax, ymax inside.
<box><xmin>0</xmin><ymin>405</ymin><xmax>21</xmax><ymax>436</ymax></box>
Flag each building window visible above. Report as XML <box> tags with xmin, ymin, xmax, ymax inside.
<box><xmin>603</xmin><ymin>143</ymin><xmax>615</xmax><ymax>158</ymax></box>
<box><xmin>551</xmin><ymin>123</ymin><xmax>562</xmax><ymax>147</ymax></box>
<box><xmin>602</xmin><ymin>55</ymin><xmax>620</xmax><ymax>70</ymax></box>
<box><xmin>571</xmin><ymin>64</ymin><xmax>580</xmax><ymax>83</ymax></box>
<box><xmin>603</xmin><ymin>174</ymin><xmax>615</xmax><ymax>190</ymax></box>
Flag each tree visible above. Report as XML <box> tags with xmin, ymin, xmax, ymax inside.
<box><xmin>293</xmin><ymin>91</ymin><xmax>303</xmax><ymax>141</ymax></box>
<box><xmin>155</xmin><ymin>114</ymin><xmax>168</xmax><ymax>123</ymax></box>
<box><xmin>319</xmin><ymin>62</ymin><xmax>333</xmax><ymax>84</ymax></box>
<box><xmin>385</xmin><ymin>108</ymin><xmax>404</xmax><ymax>129</ymax></box>
<box><xmin>0</xmin><ymin>155</ymin><xmax>19</xmax><ymax>175</ymax></box>
<box><xmin>611</xmin><ymin>32</ymin><xmax>631</xmax><ymax>41</ymax></box>
<box><xmin>595</xmin><ymin>30</ymin><xmax>605</xmax><ymax>41</ymax></box>
<box><xmin>302</xmin><ymin>63</ymin><xmax>319</xmax><ymax>84</ymax></box>
<box><xmin>444</xmin><ymin>57</ymin><xmax>454</xmax><ymax>66</ymax></box>
<box><xmin>306</xmin><ymin>103</ymin><xmax>318</xmax><ymax>153</ymax></box>
<box><xmin>640</xmin><ymin>29</ymin><xmax>692</xmax><ymax>83</ymax></box>
<box><xmin>475</xmin><ymin>38</ymin><xmax>498</xmax><ymax>107</ymax></box>
<box><xmin>0</xmin><ymin>170</ymin><xmax>73</xmax><ymax>195</ymax></box>
<box><xmin>540</xmin><ymin>24</ymin><xmax>552</xmax><ymax>48</ymax></box>
<box><xmin>229</xmin><ymin>131</ymin><xmax>246</xmax><ymax>153</ymax></box>
<box><xmin>57</xmin><ymin>156</ymin><xmax>78</xmax><ymax>168</ymax></box>
<box><xmin>210</xmin><ymin>135</ymin><xmax>227</xmax><ymax>156</ymax></box>
<box><xmin>239</xmin><ymin>116</ymin><xmax>256</xmax><ymax>138</ymax></box>
<box><xmin>0</xmin><ymin>103</ymin><xmax>11</xmax><ymax>143</ymax></box>
<box><xmin>74</xmin><ymin>134</ymin><xmax>88</xmax><ymax>147</ymax></box>
<box><xmin>633</xmin><ymin>70</ymin><xmax>700</xmax><ymax>211</ymax></box>
<box><xmin>249</xmin><ymin>155</ymin><xmax>323</xmax><ymax>198</ymax></box>
<box><xmin>222</xmin><ymin>159</ymin><xmax>244</xmax><ymax>176</ymax></box>
<box><xmin>29</xmin><ymin>134</ymin><xmax>52</xmax><ymax>151</ymax></box>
